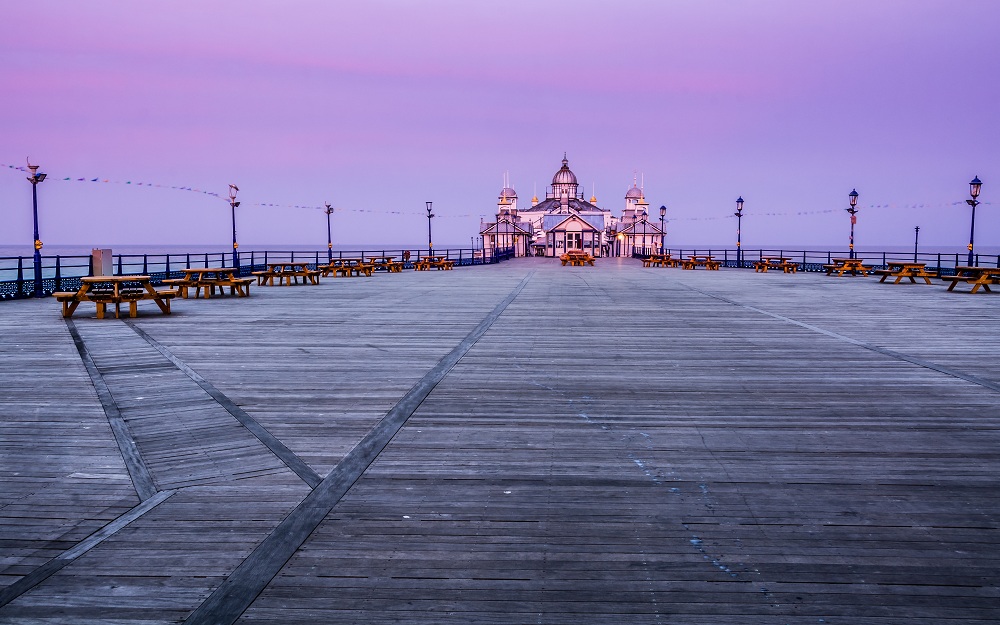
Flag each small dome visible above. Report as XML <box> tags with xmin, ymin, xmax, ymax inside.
<box><xmin>552</xmin><ymin>157</ymin><xmax>578</xmax><ymax>185</ymax></box>
<box><xmin>625</xmin><ymin>184</ymin><xmax>643</xmax><ymax>199</ymax></box>
<box><xmin>499</xmin><ymin>187</ymin><xmax>518</xmax><ymax>199</ymax></box>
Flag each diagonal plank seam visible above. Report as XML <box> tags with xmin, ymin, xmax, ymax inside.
<box><xmin>182</xmin><ymin>271</ymin><xmax>534</xmax><ymax>625</ymax></box>
<box><xmin>680</xmin><ymin>283</ymin><xmax>1000</xmax><ymax>393</ymax></box>
<box><xmin>0</xmin><ymin>490</ymin><xmax>175</xmax><ymax>608</ymax></box>
<box><xmin>65</xmin><ymin>319</ymin><xmax>159</xmax><ymax>500</ymax></box>
<box><xmin>123</xmin><ymin>320</ymin><xmax>322</xmax><ymax>488</ymax></box>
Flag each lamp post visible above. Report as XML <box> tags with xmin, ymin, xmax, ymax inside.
<box><xmin>324</xmin><ymin>203</ymin><xmax>334</xmax><ymax>262</ymax></box>
<box><xmin>966</xmin><ymin>176</ymin><xmax>982</xmax><ymax>266</ymax></box>
<box><xmin>26</xmin><ymin>160</ymin><xmax>47</xmax><ymax>297</ymax></box>
<box><xmin>426</xmin><ymin>201</ymin><xmax>434</xmax><ymax>252</ymax></box>
<box><xmin>847</xmin><ymin>189</ymin><xmax>859</xmax><ymax>259</ymax></box>
<box><xmin>914</xmin><ymin>226</ymin><xmax>920</xmax><ymax>263</ymax></box>
<box><xmin>228</xmin><ymin>184</ymin><xmax>240</xmax><ymax>272</ymax></box>
<box><xmin>734</xmin><ymin>196</ymin><xmax>744</xmax><ymax>267</ymax></box>
<box><xmin>659</xmin><ymin>205</ymin><xmax>667</xmax><ymax>254</ymax></box>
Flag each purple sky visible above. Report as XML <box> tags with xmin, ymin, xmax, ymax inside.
<box><xmin>2</xmin><ymin>0</ymin><xmax>998</xmax><ymax>251</ymax></box>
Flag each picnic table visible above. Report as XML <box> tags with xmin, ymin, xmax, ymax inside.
<box><xmin>369</xmin><ymin>256</ymin><xmax>404</xmax><ymax>273</ymax></box>
<box><xmin>873</xmin><ymin>262</ymin><xmax>936</xmax><ymax>285</ymax></box>
<box><xmin>824</xmin><ymin>258</ymin><xmax>871</xmax><ymax>277</ymax></box>
<box><xmin>642</xmin><ymin>253</ymin><xmax>676</xmax><ymax>268</ymax></box>
<box><xmin>54</xmin><ymin>275</ymin><xmax>176</xmax><ymax>319</ymax></box>
<box><xmin>162</xmin><ymin>267</ymin><xmax>253</xmax><ymax>298</ymax></box>
<box><xmin>942</xmin><ymin>266</ymin><xmax>1000</xmax><ymax>293</ymax></box>
<box><xmin>414</xmin><ymin>256</ymin><xmax>455</xmax><ymax>270</ymax></box>
<box><xmin>753</xmin><ymin>256</ymin><xmax>798</xmax><ymax>273</ymax></box>
<box><xmin>559</xmin><ymin>250</ymin><xmax>595</xmax><ymax>266</ymax></box>
<box><xmin>681</xmin><ymin>255</ymin><xmax>720</xmax><ymax>270</ymax></box>
<box><xmin>319</xmin><ymin>258</ymin><xmax>374</xmax><ymax>278</ymax></box>
<box><xmin>252</xmin><ymin>262</ymin><xmax>321</xmax><ymax>286</ymax></box>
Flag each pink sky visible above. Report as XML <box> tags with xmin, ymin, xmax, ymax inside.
<box><xmin>1</xmin><ymin>0</ymin><xmax>998</xmax><ymax>251</ymax></box>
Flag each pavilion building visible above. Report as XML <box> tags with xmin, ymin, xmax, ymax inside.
<box><xmin>480</xmin><ymin>156</ymin><xmax>663</xmax><ymax>257</ymax></box>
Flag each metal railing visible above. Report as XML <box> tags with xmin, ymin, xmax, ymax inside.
<box><xmin>630</xmin><ymin>246</ymin><xmax>1000</xmax><ymax>274</ymax></box>
<box><xmin>0</xmin><ymin>246</ymin><xmax>515</xmax><ymax>300</ymax></box>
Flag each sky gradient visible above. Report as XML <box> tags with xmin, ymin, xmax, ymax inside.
<box><xmin>1</xmin><ymin>0</ymin><xmax>998</xmax><ymax>252</ymax></box>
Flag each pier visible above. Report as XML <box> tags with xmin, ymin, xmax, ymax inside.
<box><xmin>1</xmin><ymin>257</ymin><xmax>998</xmax><ymax>623</ymax></box>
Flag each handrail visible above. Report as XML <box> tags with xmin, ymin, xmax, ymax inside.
<box><xmin>629</xmin><ymin>246</ymin><xmax>1000</xmax><ymax>275</ymax></box>
<box><xmin>0</xmin><ymin>246</ymin><xmax>517</xmax><ymax>299</ymax></box>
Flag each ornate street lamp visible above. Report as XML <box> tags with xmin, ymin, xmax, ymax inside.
<box><xmin>659</xmin><ymin>205</ymin><xmax>667</xmax><ymax>253</ymax></box>
<box><xmin>426</xmin><ymin>201</ymin><xmax>434</xmax><ymax>251</ymax></box>
<box><xmin>26</xmin><ymin>159</ymin><xmax>47</xmax><ymax>297</ymax></box>
<box><xmin>324</xmin><ymin>202</ymin><xmax>334</xmax><ymax>262</ymax></box>
<box><xmin>734</xmin><ymin>196</ymin><xmax>744</xmax><ymax>267</ymax></box>
<box><xmin>228</xmin><ymin>184</ymin><xmax>240</xmax><ymax>272</ymax></box>
<box><xmin>847</xmin><ymin>189</ymin><xmax>859</xmax><ymax>259</ymax></box>
<box><xmin>966</xmin><ymin>176</ymin><xmax>982</xmax><ymax>266</ymax></box>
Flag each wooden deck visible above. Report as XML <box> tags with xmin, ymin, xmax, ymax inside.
<box><xmin>1</xmin><ymin>257</ymin><xmax>998</xmax><ymax>624</ymax></box>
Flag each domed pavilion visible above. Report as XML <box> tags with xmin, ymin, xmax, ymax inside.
<box><xmin>480</xmin><ymin>156</ymin><xmax>663</xmax><ymax>258</ymax></box>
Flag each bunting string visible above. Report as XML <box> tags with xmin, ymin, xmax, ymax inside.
<box><xmin>4</xmin><ymin>163</ymin><xmax>989</xmax><ymax>221</ymax></box>
<box><xmin>1</xmin><ymin>163</ymin><xmax>481</xmax><ymax>217</ymax></box>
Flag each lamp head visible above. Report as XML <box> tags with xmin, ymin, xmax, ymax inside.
<box><xmin>35</xmin><ymin>173</ymin><xmax>46</xmax><ymax>182</ymax></box>
<box><xmin>970</xmin><ymin>176</ymin><xmax>982</xmax><ymax>199</ymax></box>
<box><xmin>228</xmin><ymin>184</ymin><xmax>239</xmax><ymax>202</ymax></box>
<box><xmin>659</xmin><ymin>205</ymin><xmax>666</xmax><ymax>217</ymax></box>
<box><xmin>736</xmin><ymin>196</ymin><xmax>744</xmax><ymax>212</ymax></box>
<box><xmin>849</xmin><ymin>189</ymin><xmax>859</xmax><ymax>207</ymax></box>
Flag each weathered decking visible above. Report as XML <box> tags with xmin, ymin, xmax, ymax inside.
<box><xmin>1</xmin><ymin>257</ymin><xmax>998</xmax><ymax>624</ymax></box>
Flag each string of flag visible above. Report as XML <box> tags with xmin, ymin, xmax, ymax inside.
<box><xmin>4</xmin><ymin>163</ymin><xmax>989</xmax><ymax>221</ymax></box>
<box><xmin>1</xmin><ymin>163</ymin><xmax>484</xmax><ymax>218</ymax></box>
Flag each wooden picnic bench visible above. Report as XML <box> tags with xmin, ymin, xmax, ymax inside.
<box><xmin>54</xmin><ymin>275</ymin><xmax>176</xmax><ymax>319</ymax></box>
<box><xmin>560</xmin><ymin>251</ymin><xmax>595</xmax><ymax>266</ymax></box>
<box><xmin>941</xmin><ymin>266</ymin><xmax>1000</xmax><ymax>293</ymax></box>
<box><xmin>252</xmin><ymin>262</ymin><xmax>321</xmax><ymax>286</ymax></box>
<box><xmin>753</xmin><ymin>257</ymin><xmax>798</xmax><ymax>273</ymax></box>
<box><xmin>415</xmin><ymin>256</ymin><xmax>454</xmax><ymax>270</ymax></box>
<box><xmin>824</xmin><ymin>258</ymin><xmax>871</xmax><ymax>277</ymax></box>
<box><xmin>681</xmin><ymin>255</ymin><xmax>720</xmax><ymax>270</ymax></box>
<box><xmin>873</xmin><ymin>262</ymin><xmax>936</xmax><ymax>285</ymax></box>
<box><xmin>369</xmin><ymin>256</ymin><xmax>405</xmax><ymax>273</ymax></box>
<box><xmin>162</xmin><ymin>267</ymin><xmax>253</xmax><ymax>298</ymax></box>
<box><xmin>642</xmin><ymin>254</ymin><xmax>675</xmax><ymax>268</ymax></box>
<box><xmin>319</xmin><ymin>259</ymin><xmax>374</xmax><ymax>277</ymax></box>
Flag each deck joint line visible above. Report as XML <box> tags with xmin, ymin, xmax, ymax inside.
<box><xmin>681</xmin><ymin>283</ymin><xmax>1000</xmax><ymax>393</ymax></box>
<box><xmin>65</xmin><ymin>319</ymin><xmax>159</xmax><ymax>500</ymax></box>
<box><xmin>123</xmin><ymin>320</ymin><xmax>323</xmax><ymax>488</ymax></box>
<box><xmin>182</xmin><ymin>271</ymin><xmax>534</xmax><ymax>625</ymax></box>
<box><xmin>0</xmin><ymin>489</ymin><xmax>175</xmax><ymax>609</ymax></box>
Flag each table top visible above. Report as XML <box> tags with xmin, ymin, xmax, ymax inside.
<box><xmin>832</xmin><ymin>258</ymin><xmax>865</xmax><ymax>263</ymax></box>
<box><xmin>687</xmin><ymin>255</ymin><xmax>714</xmax><ymax>260</ymax></box>
<box><xmin>266</xmin><ymin>262</ymin><xmax>311</xmax><ymax>269</ymax></box>
<box><xmin>180</xmin><ymin>267</ymin><xmax>238</xmax><ymax>275</ymax></box>
<box><xmin>885</xmin><ymin>262</ymin><xmax>926</xmax><ymax>269</ymax></box>
<box><xmin>82</xmin><ymin>275</ymin><xmax>150</xmax><ymax>283</ymax></box>
<box><xmin>955</xmin><ymin>265</ymin><xmax>1000</xmax><ymax>274</ymax></box>
<box><xmin>761</xmin><ymin>256</ymin><xmax>791</xmax><ymax>261</ymax></box>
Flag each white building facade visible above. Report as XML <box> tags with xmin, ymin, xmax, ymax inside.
<box><xmin>480</xmin><ymin>157</ymin><xmax>663</xmax><ymax>258</ymax></box>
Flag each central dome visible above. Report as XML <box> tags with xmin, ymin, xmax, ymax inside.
<box><xmin>552</xmin><ymin>157</ymin><xmax>578</xmax><ymax>185</ymax></box>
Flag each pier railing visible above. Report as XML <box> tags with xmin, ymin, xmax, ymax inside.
<box><xmin>0</xmin><ymin>246</ymin><xmax>514</xmax><ymax>300</ymax></box>
<box><xmin>631</xmin><ymin>247</ymin><xmax>1000</xmax><ymax>273</ymax></box>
